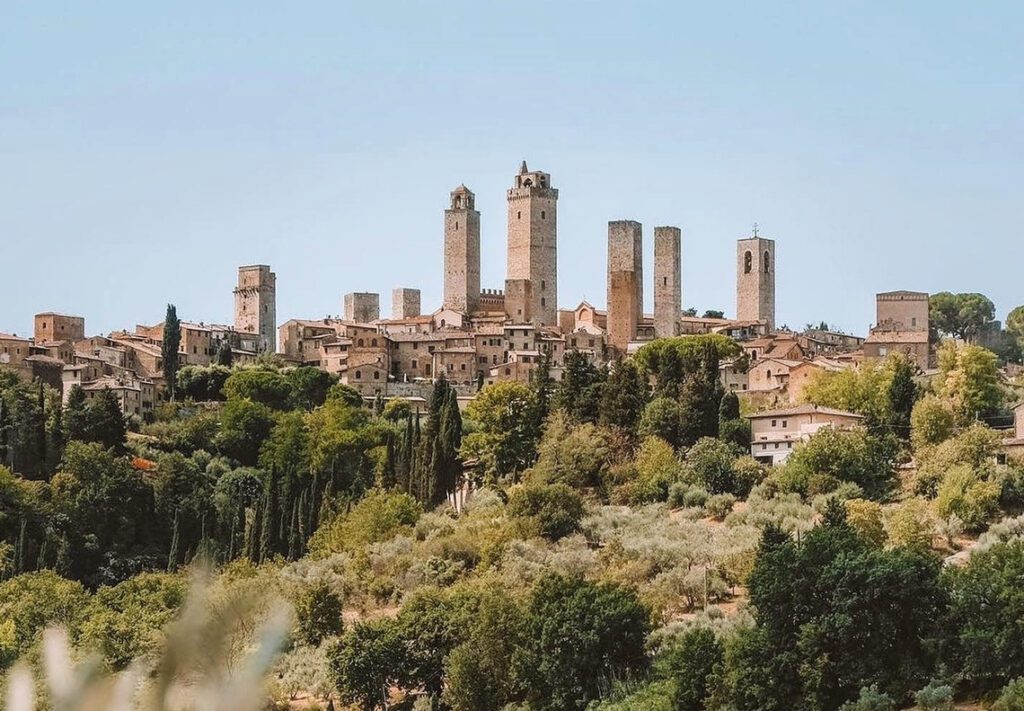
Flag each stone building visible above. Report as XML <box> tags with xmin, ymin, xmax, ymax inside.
<box><xmin>443</xmin><ymin>185</ymin><xmax>481</xmax><ymax>314</ymax></box>
<box><xmin>234</xmin><ymin>265</ymin><xmax>277</xmax><ymax>353</ymax></box>
<box><xmin>607</xmin><ymin>220</ymin><xmax>643</xmax><ymax>353</ymax></box>
<box><xmin>864</xmin><ymin>291</ymin><xmax>930</xmax><ymax>370</ymax></box>
<box><xmin>0</xmin><ymin>333</ymin><xmax>31</xmax><ymax>369</ymax></box>
<box><xmin>736</xmin><ymin>230</ymin><xmax>775</xmax><ymax>331</ymax></box>
<box><xmin>654</xmin><ymin>226</ymin><xmax>682</xmax><ymax>338</ymax></box>
<box><xmin>747</xmin><ymin>404</ymin><xmax>863</xmax><ymax>465</ymax></box>
<box><xmin>344</xmin><ymin>292</ymin><xmax>380</xmax><ymax>324</ymax></box>
<box><xmin>392</xmin><ymin>288</ymin><xmax>422</xmax><ymax>320</ymax></box>
<box><xmin>506</xmin><ymin>162</ymin><xmax>558</xmax><ymax>327</ymax></box>
<box><xmin>34</xmin><ymin>313</ymin><xmax>85</xmax><ymax>344</ymax></box>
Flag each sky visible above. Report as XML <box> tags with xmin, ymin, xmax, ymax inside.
<box><xmin>1</xmin><ymin>1</ymin><xmax>1022</xmax><ymax>338</ymax></box>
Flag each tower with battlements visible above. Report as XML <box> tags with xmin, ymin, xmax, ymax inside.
<box><xmin>234</xmin><ymin>264</ymin><xmax>277</xmax><ymax>353</ymax></box>
<box><xmin>443</xmin><ymin>185</ymin><xmax>481</xmax><ymax>314</ymax></box>
<box><xmin>654</xmin><ymin>226</ymin><xmax>682</xmax><ymax>338</ymax></box>
<box><xmin>736</xmin><ymin>227</ymin><xmax>775</xmax><ymax>331</ymax></box>
<box><xmin>506</xmin><ymin>162</ymin><xmax>558</xmax><ymax>326</ymax></box>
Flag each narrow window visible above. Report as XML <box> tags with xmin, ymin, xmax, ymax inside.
<box><xmin>744</xmin><ymin>251</ymin><xmax>752</xmax><ymax>274</ymax></box>
<box><xmin>541</xmin><ymin>210</ymin><xmax>546</xmax><ymax>219</ymax></box>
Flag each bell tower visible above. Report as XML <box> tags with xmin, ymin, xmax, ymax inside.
<box><xmin>736</xmin><ymin>224</ymin><xmax>775</xmax><ymax>331</ymax></box>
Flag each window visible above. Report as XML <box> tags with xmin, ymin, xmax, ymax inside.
<box><xmin>764</xmin><ymin>251</ymin><xmax>771</xmax><ymax>273</ymax></box>
<box><xmin>541</xmin><ymin>280</ymin><xmax>545</xmax><ymax>290</ymax></box>
<box><xmin>663</xmin><ymin>277</ymin><xmax>667</xmax><ymax>286</ymax></box>
<box><xmin>358</xmin><ymin>338</ymin><xmax>364</xmax><ymax>347</ymax></box>
<box><xmin>371</xmin><ymin>338</ymin><xmax>377</xmax><ymax>347</ymax></box>
<box><xmin>517</xmin><ymin>211</ymin><xmax>521</xmax><ymax>219</ymax></box>
<box><xmin>911</xmin><ymin>317</ymin><xmax>917</xmax><ymax>327</ymax></box>
<box><xmin>455</xmin><ymin>221</ymin><xmax>459</xmax><ymax>229</ymax></box>
<box><xmin>774</xmin><ymin>443</ymin><xmax>779</xmax><ymax>449</ymax></box>
<box><xmin>762</xmin><ymin>444</ymin><xmax>768</xmax><ymax>450</ymax></box>
<box><xmin>744</xmin><ymin>251</ymin><xmax>752</xmax><ymax>274</ymax></box>
<box><xmin>505</xmin><ymin>367</ymin><xmax>511</xmax><ymax>376</ymax></box>
<box><xmin>541</xmin><ymin>210</ymin><xmax>545</xmax><ymax>219</ymax></box>
<box><xmin>355</xmin><ymin>371</ymin><xmax>362</xmax><ymax>380</ymax></box>
<box><xmin>373</xmin><ymin>371</ymin><xmax>379</xmax><ymax>380</ymax></box>
<box><xmin>461</xmin><ymin>363</ymin><xmax>466</xmax><ymax>370</ymax></box>
<box><xmin>782</xmin><ymin>420</ymin><xmax>788</xmax><ymax>428</ymax></box>
<box><xmin>411</xmin><ymin>359</ymin><xmax>418</xmax><ymax>369</ymax></box>
<box><xmin>771</xmin><ymin>419</ymin><xmax>777</xmax><ymax>427</ymax></box>
<box><xmin>541</xmin><ymin>297</ymin><xmax>546</xmax><ymax>307</ymax></box>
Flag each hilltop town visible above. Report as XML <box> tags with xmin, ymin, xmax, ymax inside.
<box><xmin>3</xmin><ymin>162</ymin><xmax>1021</xmax><ymax>462</ymax></box>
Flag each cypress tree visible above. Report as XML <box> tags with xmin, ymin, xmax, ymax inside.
<box><xmin>307</xmin><ymin>469</ymin><xmax>321</xmax><ymax>535</ymax></box>
<box><xmin>227</xmin><ymin>506</ymin><xmax>240</xmax><ymax>560</ymax></box>
<box><xmin>260</xmin><ymin>465</ymin><xmax>280</xmax><ymax>562</ymax></box>
<box><xmin>167</xmin><ymin>508</ymin><xmax>181</xmax><ymax>572</ymax></box>
<box><xmin>63</xmin><ymin>385</ymin><xmax>87</xmax><ymax>443</ymax></box>
<box><xmin>15</xmin><ymin>517</ymin><xmax>27</xmax><ymax>574</ymax></box>
<box><xmin>216</xmin><ymin>340</ymin><xmax>234</xmax><ymax>367</ymax></box>
<box><xmin>297</xmin><ymin>489</ymin><xmax>308</xmax><ymax>547</ymax></box>
<box><xmin>35</xmin><ymin>381</ymin><xmax>47</xmax><ymax>479</ymax></box>
<box><xmin>287</xmin><ymin>499</ymin><xmax>300</xmax><ymax>560</ymax></box>
<box><xmin>162</xmin><ymin>304</ymin><xmax>182</xmax><ymax>401</ymax></box>
<box><xmin>0</xmin><ymin>396</ymin><xmax>9</xmax><ymax>468</ymax></box>
<box><xmin>36</xmin><ymin>528</ymin><xmax>54</xmax><ymax>570</ymax></box>
<box><xmin>246</xmin><ymin>499</ymin><xmax>262</xmax><ymax>563</ymax></box>
<box><xmin>47</xmin><ymin>391</ymin><xmax>63</xmax><ymax>472</ymax></box>
<box><xmin>55</xmin><ymin>532</ymin><xmax>71</xmax><ymax>577</ymax></box>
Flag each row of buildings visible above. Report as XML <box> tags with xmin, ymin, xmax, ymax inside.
<box><xmin>1</xmin><ymin>162</ymin><xmax>937</xmax><ymax>423</ymax></box>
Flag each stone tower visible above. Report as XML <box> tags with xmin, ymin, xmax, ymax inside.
<box><xmin>607</xmin><ymin>220</ymin><xmax>643</xmax><ymax>352</ymax></box>
<box><xmin>344</xmin><ymin>292</ymin><xmax>380</xmax><ymax>323</ymax></box>
<box><xmin>506</xmin><ymin>161</ymin><xmax>558</xmax><ymax>326</ymax></box>
<box><xmin>392</xmin><ymin>288</ymin><xmax>421</xmax><ymax>320</ymax></box>
<box><xmin>654</xmin><ymin>226</ymin><xmax>682</xmax><ymax>338</ymax></box>
<box><xmin>234</xmin><ymin>264</ymin><xmax>277</xmax><ymax>353</ymax></box>
<box><xmin>736</xmin><ymin>229</ymin><xmax>775</xmax><ymax>331</ymax></box>
<box><xmin>443</xmin><ymin>185</ymin><xmax>480</xmax><ymax>314</ymax></box>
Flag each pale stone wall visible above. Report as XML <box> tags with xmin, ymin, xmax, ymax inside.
<box><xmin>653</xmin><ymin>226</ymin><xmax>681</xmax><ymax>338</ymax></box>
<box><xmin>875</xmin><ymin>291</ymin><xmax>929</xmax><ymax>331</ymax></box>
<box><xmin>392</xmin><ymin>288</ymin><xmax>422</xmax><ymax>320</ymax></box>
<box><xmin>736</xmin><ymin>237</ymin><xmax>775</xmax><ymax>331</ymax></box>
<box><xmin>607</xmin><ymin>270</ymin><xmax>639</xmax><ymax>353</ymax></box>
<box><xmin>607</xmin><ymin>220</ymin><xmax>643</xmax><ymax>323</ymax></box>
<box><xmin>506</xmin><ymin>164</ymin><xmax>558</xmax><ymax>326</ymax></box>
<box><xmin>234</xmin><ymin>265</ymin><xmax>277</xmax><ymax>353</ymax></box>
<box><xmin>343</xmin><ymin>292</ymin><xmax>380</xmax><ymax>323</ymax></box>
<box><xmin>503</xmin><ymin>278</ymin><xmax>532</xmax><ymax>324</ymax></box>
<box><xmin>34</xmin><ymin>313</ymin><xmax>85</xmax><ymax>343</ymax></box>
<box><xmin>444</xmin><ymin>186</ymin><xmax>480</xmax><ymax>313</ymax></box>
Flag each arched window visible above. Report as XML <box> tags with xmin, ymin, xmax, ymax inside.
<box><xmin>744</xmin><ymin>251</ymin><xmax>752</xmax><ymax>274</ymax></box>
<box><xmin>767</xmin><ymin>369</ymin><xmax>772</xmax><ymax>379</ymax></box>
<box><xmin>371</xmin><ymin>338</ymin><xmax>377</xmax><ymax>347</ymax></box>
<box><xmin>764</xmin><ymin>251</ymin><xmax>771</xmax><ymax>273</ymax></box>
<box><xmin>355</xmin><ymin>370</ymin><xmax>362</xmax><ymax>380</ymax></box>
<box><xmin>373</xmin><ymin>371</ymin><xmax>380</xmax><ymax>380</ymax></box>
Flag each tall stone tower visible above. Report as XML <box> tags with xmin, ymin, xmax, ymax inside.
<box><xmin>736</xmin><ymin>228</ymin><xmax>775</xmax><ymax>331</ymax></box>
<box><xmin>443</xmin><ymin>185</ymin><xmax>480</xmax><ymax>314</ymax></box>
<box><xmin>234</xmin><ymin>265</ymin><xmax>277</xmax><ymax>353</ymax></box>
<box><xmin>654</xmin><ymin>226</ymin><xmax>682</xmax><ymax>338</ymax></box>
<box><xmin>607</xmin><ymin>220</ymin><xmax>643</xmax><ymax>352</ymax></box>
<box><xmin>506</xmin><ymin>161</ymin><xmax>558</xmax><ymax>326</ymax></box>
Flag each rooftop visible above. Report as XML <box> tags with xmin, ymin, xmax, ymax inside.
<box><xmin>747</xmin><ymin>404</ymin><xmax>864</xmax><ymax>420</ymax></box>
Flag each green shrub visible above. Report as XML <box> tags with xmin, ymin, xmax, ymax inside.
<box><xmin>994</xmin><ymin>677</ymin><xmax>1024</xmax><ymax>711</ymax></box>
<box><xmin>508</xmin><ymin>483</ymin><xmax>585</xmax><ymax>541</ymax></box>
<box><xmin>705</xmin><ymin>493</ymin><xmax>736</xmax><ymax>520</ymax></box>
<box><xmin>913</xmin><ymin>679</ymin><xmax>954</xmax><ymax>710</ymax></box>
<box><xmin>838</xmin><ymin>685</ymin><xmax>896</xmax><ymax>711</ymax></box>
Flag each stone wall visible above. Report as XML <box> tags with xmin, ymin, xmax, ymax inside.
<box><xmin>443</xmin><ymin>186</ymin><xmax>481</xmax><ymax>313</ymax></box>
<box><xmin>391</xmin><ymin>288</ymin><xmax>422</xmax><ymax>320</ymax></box>
<box><xmin>234</xmin><ymin>265</ymin><xmax>276</xmax><ymax>353</ymax></box>
<box><xmin>344</xmin><ymin>292</ymin><xmax>380</xmax><ymax>323</ymax></box>
<box><xmin>506</xmin><ymin>165</ymin><xmax>558</xmax><ymax>326</ymax></box>
<box><xmin>736</xmin><ymin>238</ymin><xmax>775</xmax><ymax>331</ymax></box>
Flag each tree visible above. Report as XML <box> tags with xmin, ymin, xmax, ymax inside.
<box><xmin>460</xmin><ymin>382</ymin><xmax>540</xmax><ymax>481</ymax></box>
<box><xmin>162</xmin><ymin>304</ymin><xmax>181</xmax><ymax>400</ymax></box>
<box><xmin>702</xmin><ymin>309</ymin><xmax>725</xmax><ymax>319</ymax></box>
<box><xmin>507</xmin><ymin>483</ymin><xmax>585</xmax><ymax>541</ymax></box>
<box><xmin>287</xmin><ymin>367</ymin><xmax>336</xmax><ymax>410</ymax></box>
<box><xmin>176</xmin><ymin>365</ymin><xmax>231</xmax><ymax>401</ymax></box>
<box><xmin>779</xmin><ymin>428</ymin><xmax>898</xmax><ymax>499</ymax></box>
<box><xmin>307</xmin><ymin>489</ymin><xmax>421</xmax><ymax>556</ymax></box>
<box><xmin>224</xmin><ymin>368</ymin><xmax>296</xmax><ymax>410</ymax></box>
<box><xmin>683</xmin><ymin>437</ymin><xmax>736</xmax><ymax>495</ymax></box>
<box><xmin>217</xmin><ymin>398</ymin><xmax>276</xmax><ymax>466</ymax></box>
<box><xmin>530</xmin><ymin>410</ymin><xmax>611</xmax><ymax>490</ymax></box>
<box><xmin>512</xmin><ymin>574</ymin><xmax>651</xmax><ymax>711</ymax></box>
<box><xmin>555</xmin><ymin>350</ymin><xmax>606</xmax><ymax>423</ymax></box>
<box><xmin>329</xmin><ymin>618</ymin><xmax>404</xmax><ymax>711</ymax></box>
<box><xmin>84</xmin><ymin>388</ymin><xmax>128</xmax><ymax>452</ymax></box>
<box><xmin>296</xmin><ymin>581</ymin><xmax>344</xmax><ymax>646</ymax></box>
<box><xmin>0</xmin><ymin>570</ymin><xmax>89</xmax><ymax>657</ymax></box>
<box><xmin>599</xmin><ymin>359</ymin><xmax>649</xmax><ymax>436</ymax></box>
<box><xmin>946</xmin><ymin>540</ymin><xmax>1024</xmax><ymax>694</ymax></box>
<box><xmin>930</xmin><ymin>292</ymin><xmax>996</xmax><ymax>343</ymax></box>
<box><xmin>935</xmin><ymin>341</ymin><xmax>1004</xmax><ymax>424</ymax></box>
<box><xmin>216</xmin><ymin>340</ymin><xmax>234</xmax><ymax>366</ymax></box>
<box><xmin>886</xmin><ymin>353</ymin><xmax>919</xmax><ymax>436</ymax></box>
<box><xmin>911</xmin><ymin>395</ymin><xmax>956</xmax><ymax>451</ymax></box>
<box><xmin>664</xmin><ymin>627</ymin><xmax>723</xmax><ymax>711</ymax></box>
<box><xmin>259</xmin><ymin>465</ymin><xmax>281</xmax><ymax>561</ymax></box>
<box><xmin>639</xmin><ymin>397</ymin><xmax>686</xmax><ymax>449</ymax></box>
<box><xmin>935</xmin><ymin>464</ymin><xmax>999</xmax><ymax>532</ymax></box>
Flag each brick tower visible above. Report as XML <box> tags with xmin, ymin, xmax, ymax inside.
<box><xmin>607</xmin><ymin>220</ymin><xmax>643</xmax><ymax>352</ymax></box>
<box><xmin>443</xmin><ymin>185</ymin><xmax>481</xmax><ymax>314</ymax></box>
<box><xmin>736</xmin><ymin>226</ymin><xmax>775</xmax><ymax>331</ymax></box>
<box><xmin>654</xmin><ymin>226</ymin><xmax>682</xmax><ymax>338</ymax></box>
<box><xmin>506</xmin><ymin>161</ymin><xmax>558</xmax><ymax>326</ymax></box>
<box><xmin>234</xmin><ymin>264</ymin><xmax>277</xmax><ymax>353</ymax></box>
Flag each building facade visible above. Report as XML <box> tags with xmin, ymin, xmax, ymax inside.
<box><xmin>736</xmin><ymin>232</ymin><xmax>776</xmax><ymax>331</ymax></box>
<box><xmin>443</xmin><ymin>185</ymin><xmax>481</xmax><ymax>314</ymax></box>
<box><xmin>653</xmin><ymin>226</ymin><xmax>682</xmax><ymax>338</ymax></box>
<box><xmin>234</xmin><ymin>265</ymin><xmax>277</xmax><ymax>353</ymax></box>
<box><xmin>506</xmin><ymin>162</ymin><xmax>558</xmax><ymax>326</ymax></box>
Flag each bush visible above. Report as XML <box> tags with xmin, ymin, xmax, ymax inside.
<box><xmin>913</xmin><ymin>679</ymin><xmax>954</xmax><ymax>710</ymax></box>
<box><xmin>884</xmin><ymin>498</ymin><xmax>934</xmax><ymax>550</ymax></box>
<box><xmin>839</xmin><ymin>685</ymin><xmax>896</xmax><ymax>711</ymax></box>
<box><xmin>845</xmin><ymin>498</ymin><xmax>886</xmax><ymax>547</ymax></box>
<box><xmin>308</xmin><ymin>490</ymin><xmax>422</xmax><ymax>556</ymax></box>
<box><xmin>705</xmin><ymin>493</ymin><xmax>736</xmax><ymax>520</ymax></box>
<box><xmin>935</xmin><ymin>464</ymin><xmax>1000</xmax><ymax>532</ymax></box>
<box><xmin>668</xmin><ymin>482</ymin><xmax>709</xmax><ymax>509</ymax></box>
<box><xmin>683</xmin><ymin>437</ymin><xmax>736</xmax><ymax>495</ymax></box>
<box><xmin>295</xmin><ymin>582</ymin><xmax>344</xmax><ymax>646</ymax></box>
<box><xmin>508</xmin><ymin>483</ymin><xmax>585</xmax><ymax>541</ymax></box>
<box><xmin>994</xmin><ymin>677</ymin><xmax>1024</xmax><ymax>711</ymax></box>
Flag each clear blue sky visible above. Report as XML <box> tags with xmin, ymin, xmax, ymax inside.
<box><xmin>2</xmin><ymin>2</ymin><xmax>1021</xmax><ymax>338</ymax></box>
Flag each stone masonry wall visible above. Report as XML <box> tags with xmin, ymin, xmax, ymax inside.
<box><xmin>654</xmin><ymin>226</ymin><xmax>682</xmax><ymax>338</ymax></box>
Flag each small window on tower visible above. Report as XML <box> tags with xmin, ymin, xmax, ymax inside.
<box><xmin>764</xmin><ymin>251</ymin><xmax>771</xmax><ymax>273</ymax></box>
<box><xmin>541</xmin><ymin>210</ymin><xmax>546</xmax><ymax>219</ymax></box>
<box><xmin>517</xmin><ymin>211</ymin><xmax>521</xmax><ymax>220</ymax></box>
<box><xmin>663</xmin><ymin>277</ymin><xmax>667</xmax><ymax>286</ymax></box>
<box><xmin>455</xmin><ymin>221</ymin><xmax>458</xmax><ymax>230</ymax></box>
<box><xmin>744</xmin><ymin>251</ymin><xmax>752</xmax><ymax>274</ymax></box>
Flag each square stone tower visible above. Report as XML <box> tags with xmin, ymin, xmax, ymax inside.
<box><xmin>736</xmin><ymin>229</ymin><xmax>775</xmax><ymax>331</ymax></box>
<box><xmin>607</xmin><ymin>220</ymin><xmax>643</xmax><ymax>351</ymax></box>
<box><xmin>392</xmin><ymin>288</ymin><xmax>422</xmax><ymax>320</ymax></box>
<box><xmin>234</xmin><ymin>264</ymin><xmax>277</xmax><ymax>353</ymax></box>
<box><xmin>443</xmin><ymin>185</ymin><xmax>480</xmax><ymax>314</ymax></box>
<box><xmin>344</xmin><ymin>292</ymin><xmax>380</xmax><ymax>323</ymax></box>
<box><xmin>34</xmin><ymin>313</ymin><xmax>85</xmax><ymax>343</ymax></box>
<box><xmin>653</xmin><ymin>226</ymin><xmax>682</xmax><ymax>338</ymax></box>
<box><xmin>506</xmin><ymin>161</ymin><xmax>558</xmax><ymax>326</ymax></box>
